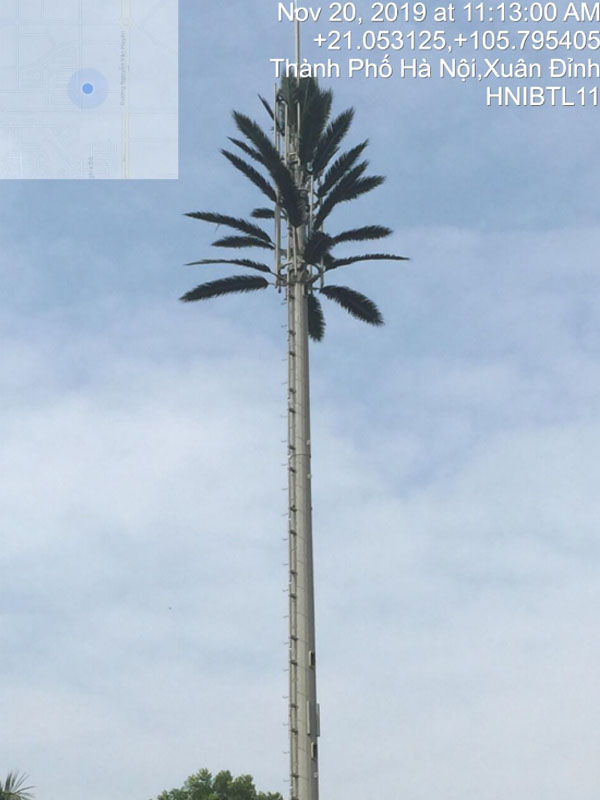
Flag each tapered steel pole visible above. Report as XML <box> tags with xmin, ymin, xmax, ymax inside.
<box><xmin>287</xmin><ymin>245</ymin><xmax>320</xmax><ymax>800</ymax></box>
<box><xmin>285</xmin><ymin>22</ymin><xmax>320</xmax><ymax>798</ymax></box>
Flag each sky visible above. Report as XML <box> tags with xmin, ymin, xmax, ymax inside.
<box><xmin>3</xmin><ymin>1</ymin><xmax>600</xmax><ymax>798</ymax></box>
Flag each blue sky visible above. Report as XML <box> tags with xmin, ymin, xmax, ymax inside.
<box><xmin>3</xmin><ymin>1</ymin><xmax>600</xmax><ymax>798</ymax></box>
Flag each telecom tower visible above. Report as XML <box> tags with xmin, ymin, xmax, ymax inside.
<box><xmin>274</xmin><ymin>22</ymin><xmax>321</xmax><ymax>800</ymax></box>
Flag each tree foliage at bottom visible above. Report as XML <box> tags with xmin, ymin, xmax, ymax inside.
<box><xmin>151</xmin><ymin>768</ymin><xmax>283</xmax><ymax>800</ymax></box>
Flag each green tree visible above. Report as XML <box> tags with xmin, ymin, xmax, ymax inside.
<box><xmin>151</xmin><ymin>768</ymin><xmax>283</xmax><ymax>800</ymax></box>
<box><xmin>0</xmin><ymin>772</ymin><xmax>35</xmax><ymax>800</ymax></box>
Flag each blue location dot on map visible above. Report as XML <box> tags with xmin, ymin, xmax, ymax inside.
<box><xmin>68</xmin><ymin>69</ymin><xmax>108</xmax><ymax>109</ymax></box>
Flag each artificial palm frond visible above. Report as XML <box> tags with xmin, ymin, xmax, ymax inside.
<box><xmin>185</xmin><ymin>258</ymin><xmax>273</xmax><ymax>274</ymax></box>
<box><xmin>0</xmin><ymin>771</ymin><xmax>35</xmax><ymax>800</ymax></box>
<box><xmin>314</xmin><ymin>166</ymin><xmax>384</xmax><ymax>230</ymax></box>
<box><xmin>320</xmin><ymin>285</ymin><xmax>384</xmax><ymax>325</ymax></box>
<box><xmin>321</xmin><ymin>252</ymin><xmax>335</xmax><ymax>271</ymax></box>
<box><xmin>278</xmin><ymin>76</ymin><xmax>300</xmax><ymax>127</ymax></box>
<box><xmin>299</xmin><ymin>86</ymin><xmax>333</xmax><ymax>169</ymax></box>
<box><xmin>331</xmin><ymin>225</ymin><xmax>392</xmax><ymax>245</ymax></box>
<box><xmin>307</xmin><ymin>292</ymin><xmax>326</xmax><ymax>341</ymax></box>
<box><xmin>303</xmin><ymin>230</ymin><xmax>333</xmax><ymax>266</ymax></box>
<box><xmin>221</xmin><ymin>149</ymin><xmax>277</xmax><ymax>203</ymax></box>
<box><xmin>319</xmin><ymin>161</ymin><xmax>367</xmax><ymax>205</ymax></box>
<box><xmin>185</xmin><ymin>211</ymin><xmax>273</xmax><ymax>243</ymax></box>
<box><xmin>326</xmin><ymin>253</ymin><xmax>409</xmax><ymax>271</ymax></box>
<box><xmin>312</xmin><ymin>108</ymin><xmax>355</xmax><ymax>177</ymax></box>
<box><xmin>279</xmin><ymin>76</ymin><xmax>330</xmax><ymax>138</ymax></box>
<box><xmin>315</xmin><ymin>175</ymin><xmax>384</xmax><ymax>230</ymax></box>
<box><xmin>275</xmin><ymin>174</ymin><xmax>303</xmax><ymax>227</ymax></box>
<box><xmin>228</xmin><ymin>137</ymin><xmax>265</xmax><ymax>164</ymax></box>
<box><xmin>317</xmin><ymin>140</ymin><xmax>369</xmax><ymax>198</ymax></box>
<box><xmin>180</xmin><ymin>275</ymin><xmax>269</xmax><ymax>303</ymax></box>
<box><xmin>258</xmin><ymin>94</ymin><xmax>274</xmax><ymax>120</ymax></box>
<box><xmin>212</xmin><ymin>235</ymin><xmax>274</xmax><ymax>251</ymax></box>
<box><xmin>233</xmin><ymin>113</ymin><xmax>303</xmax><ymax>226</ymax></box>
<box><xmin>233</xmin><ymin>113</ymin><xmax>282</xmax><ymax>167</ymax></box>
<box><xmin>251</xmin><ymin>207</ymin><xmax>275</xmax><ymax>219</ymax></box>
<box><xmin>297</xmin><ymin>76</ymin><xmax>319</xmax><ymax>108</ymax></box>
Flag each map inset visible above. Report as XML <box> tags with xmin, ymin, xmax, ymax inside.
<box><xmin>0</xmin><ymin>0</ymin><xmax>178</xmax><ymax>179</ymax></box>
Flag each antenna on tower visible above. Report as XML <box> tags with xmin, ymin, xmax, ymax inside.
<box><xmin>295</xmin><ymin>20</ymin><xmax>302</xmax><ymax>137</ymax></box>
<box><xmin>295</xmin><ymin>19</ymin><xmax>301</xmax><ymax>64</ymax></box>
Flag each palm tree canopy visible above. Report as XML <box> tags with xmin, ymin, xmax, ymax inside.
<box><xmin>181</xmin><ymin>76</ymin><xmax>408</xmax><ymax>337</ymax></box>
<box><xmin>0</xmin><ymin>771</ymin><xmax>35</xmax><ymax>800</ymax></box>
